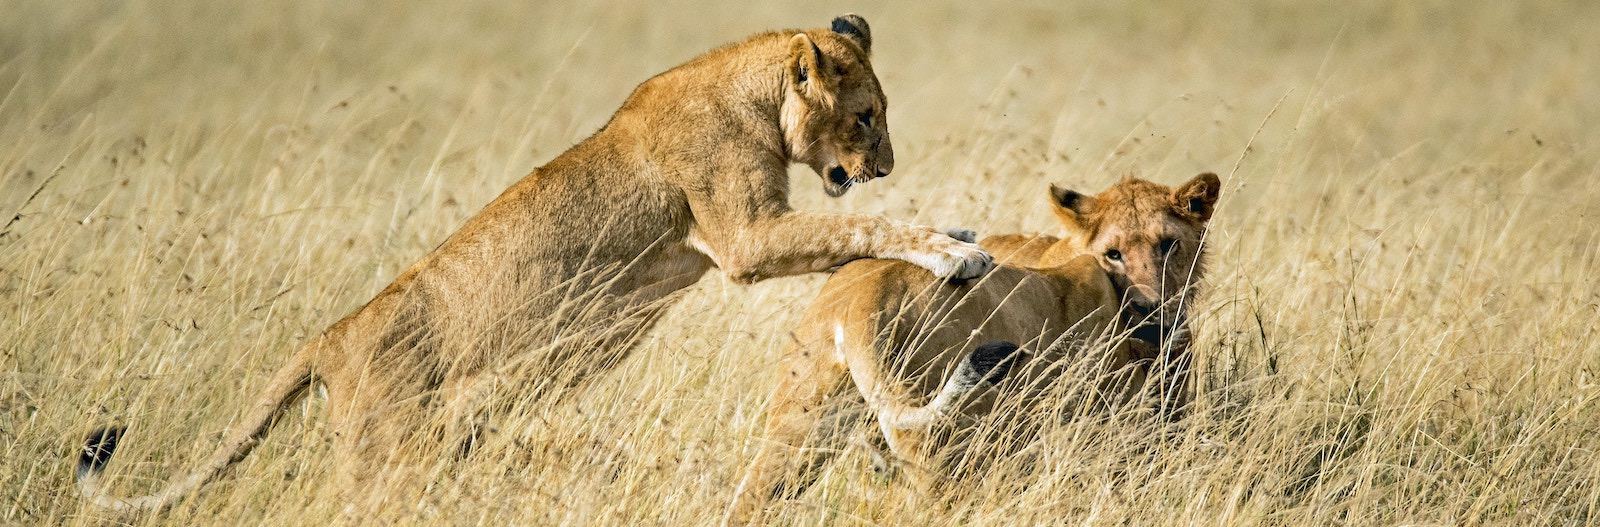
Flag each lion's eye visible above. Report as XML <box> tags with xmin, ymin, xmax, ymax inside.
<box><xmin>1104</xmin><ymin>249</ymin><xmax>1122</xmax><ymax>262</ymax></box>
<box><xmin>857</xmin><ymin>109</ymin><xmax>874</xmax><ymax>128</ymax></box>
<box><xmin>1159</xmin><ymin>238</ymin><xmax>1178</xmax><ymax>255</ymax></box>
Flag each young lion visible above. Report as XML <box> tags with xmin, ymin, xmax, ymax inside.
<box><xmin>75</xmin><ymin>15</ymin><xmax>994</xmax><ymax>514</ymax></box>
<box><xmin>985</xmin><ymin>172</ymin><xmax>1221</xmax><ymax>412</ymax></box>
<box><xmin>727</xmin><ymin>174</ymin><xmax>1220</xmax><ymax>522</ymax></box>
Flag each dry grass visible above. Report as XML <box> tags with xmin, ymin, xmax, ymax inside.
<box><xmin>5</xmin><ymin>1</ymin><xmax>1600</xmax><ymax>525</ymax></box>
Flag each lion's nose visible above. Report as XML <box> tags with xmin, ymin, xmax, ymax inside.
<box><xmin>1126</xmin><ymin>284</ymin><xmax>1160</xmax><ymax>314</ymax></box>
<box><xmin>876</xmin><ymin>167</ymin><xmax>891</xmax><ymax>178</ymax></box>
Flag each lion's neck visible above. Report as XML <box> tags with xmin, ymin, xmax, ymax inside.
<box><xmin>708</xmin><ymin>38</ymin><xmax>792</xmax><ymax>162</ymax></box>
<box><xmin>606</xmin><ymin>33</ymin><xmax>793</xmax><ymax>167</ymax></box>
<box><xmin>1034</xmin><ymin>236</ymin><xmax>1093</xmax><ymax>268</ymax></box>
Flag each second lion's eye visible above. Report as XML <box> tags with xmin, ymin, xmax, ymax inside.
<box><xmin>1159</xmin><ymin>238</ymin><xmax>1178</xmax><ymax>255</ymax></box>
<box><xmin>1105</xmin><ymin>249</ymin><xmax>1122</xmax><ymax>262</ymax></box>
<box><xmin>857</xmin><ymin>109</ymin><xmax>874</xmax><ymax>128</ymax></box>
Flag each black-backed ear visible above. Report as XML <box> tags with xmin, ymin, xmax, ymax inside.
<box><xmin>830</xmin><ymin>14</ymin><xmax>871</xmax><ymax>55</ymax></box>
<box><xmin>1048</xmin><ymin>183</ymin><xmax>1096</xmax><ymax>238</ymax></box>
<box><xmin>787</xmin><ymin>33</ymin><xmax>835</xmax><ymax>103</ymax></box>
<box><xmin>1171</xmin><ymin>172</ymin><xmax>1222</xmax><ymax>222</ymax></box>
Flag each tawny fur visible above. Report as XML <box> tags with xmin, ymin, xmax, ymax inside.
<box><xmin>727</xmin><ymin>174</ymin><xmax>1221</xmax><ymax>523</ymax></box>
<box><xmin>984</xmin><ymin>172</ymin><xmax>1221</xmax><ymax>411</ymax></box>
<box><xmin>75</xmin><ymin>14</ymin><xmax>995</xmax><ymax>515</ymax></box>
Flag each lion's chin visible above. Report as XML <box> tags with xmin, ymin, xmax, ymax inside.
<box><xmin>822</xmin><ymin>176</ymin><xmax>873</xmax><ymax>198</ymax></box>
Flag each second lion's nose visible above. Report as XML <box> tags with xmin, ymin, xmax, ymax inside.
<box><xmin>1125</xmin><ymin>284</ymin><xmax>1160</xmax><ymax>313</ymax></box>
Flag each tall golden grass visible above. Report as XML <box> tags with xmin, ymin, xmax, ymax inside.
<box><xmin>4</xmin><ymin>1</ymin><xmax>1599</xmax><ymax>525</ymax></box>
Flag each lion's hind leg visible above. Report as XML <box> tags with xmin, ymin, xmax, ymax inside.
<box><xmin>725</xmin><ymin>334</ymin><xmax>850</xmax><ymax>525</ymax></box>
<box><xmin>855</xmin><ymin>340</ymin><xmax>1021</xmax><ymax>493</ymax></box>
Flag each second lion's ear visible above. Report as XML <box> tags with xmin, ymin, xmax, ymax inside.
<box><xmin>1049</xmin><ymin>184</ymin><xmax>1096</xmax><ymax>239</ymax></box>
<box><xmin>788</xmin><ymin>33</ymin><xmax>836</xmax><ymax>104</ymax></box>
<box><xmin>830</xmin><ymin>14</ymin><xmax>871</xmax><ymax>55</ymax></box>
<box><xmin>1170</xmin><ymin>172</ymin><xmax>1222</xmax><ymax>223</ymax></box>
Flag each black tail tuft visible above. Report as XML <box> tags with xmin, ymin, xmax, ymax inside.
<box><xmin>966</xmin><ymin>341</ymin><xmax>1021</xmax><ymax>384</ymax></box>
<box><xmin>78</xmin><ymin>426</ymin><xmax>125</xmax><ymax>477</ymax></box>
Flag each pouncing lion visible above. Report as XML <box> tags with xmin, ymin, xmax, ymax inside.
<box><xmin>727</xmin><ymin>173</ymin><xmax>1221</xmax><ymax>523</ymax></box>
<box><xmin>75</xmin><ymin>14</ymin><xmax>995</xmax><ymax>515</ymax></box>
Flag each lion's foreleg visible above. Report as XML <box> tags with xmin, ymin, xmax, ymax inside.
<box><xmin>691</xmin><ymin>211</ymin><xmax>993</xmax><ymax>284</ymax></box>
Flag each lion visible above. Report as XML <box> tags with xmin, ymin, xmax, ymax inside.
<box><xmin>75</xmin><ymin>14</ymin><xmax>995</xmax><ymax>515</ymax></box>
<box><xmin>726</xmin><ymin>173</ymin><xmax>1220</xmax><ymax>523</ymax></box>
<box><xmin>985</xmin><ymin>172</ymin><xmax>1221</xmax><ymax>411</ymax></box>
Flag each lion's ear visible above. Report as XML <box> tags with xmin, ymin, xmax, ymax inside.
<box><xmin>1049</xmin><ymin>183</ymin><xmax>1096</xmax><ymax>239</ymax></box>
<box><xmin>787</xmin><ymin>33</ymin><xmax>836</xmax><ymax>104</ymax></box>
<box><xmin>1170</xmin><ymin>172</ymin><xmax>1222</xmax><ymax>223</ymax></box>
<box><xmin>830</xmin><ymin>14</ymin><xmax>871</xmax><ymax>55</ymax></box>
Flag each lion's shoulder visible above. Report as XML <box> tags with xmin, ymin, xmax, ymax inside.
<box><xmin>981</xmin><ymin>233</ymin><xmax>1060</xmax><ymax>267</ymax></box>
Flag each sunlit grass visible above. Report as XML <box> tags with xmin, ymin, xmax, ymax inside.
<box><xmin>4</xmin><ymin>1</ymin><xmax>1599</xmax><ymax>525</ymax></box>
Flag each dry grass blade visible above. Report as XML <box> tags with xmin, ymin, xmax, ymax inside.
<box><xmin>3</xmin><ymin>2</ymin><xmax>1599</xmax><ymax>526</ymax></box>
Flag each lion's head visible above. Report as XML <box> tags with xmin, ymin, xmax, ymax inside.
<box><xmin>1048</xmin><ymin>173</ymin><xmax>1222</xmax><ymax>344</ymax></box>
<box><xmin>781</xmin><ymin>14</ymin><xmax>894</xmax><ymax>197</ymax></box>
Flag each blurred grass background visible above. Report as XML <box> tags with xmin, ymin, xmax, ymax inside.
<box><xmin>3</xmin><ymin>1</ymin><xmax>1599</xmax><ymax>525</ymax></box>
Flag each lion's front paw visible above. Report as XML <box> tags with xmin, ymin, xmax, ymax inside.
<box><xmin>903</xmin><ymin>232</ymin><xmax>994</xmax><ymax>280</ymax></box>
<box><xmin>945</xmin><ymin>242</ymin><xmax>995</xmax><ymax>280</ymax></box>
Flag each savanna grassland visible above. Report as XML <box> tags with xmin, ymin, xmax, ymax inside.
<box><xmin>4</xmin><ymin>1</ymin><xmax>1600</xmax><ymax>525</ymax></box>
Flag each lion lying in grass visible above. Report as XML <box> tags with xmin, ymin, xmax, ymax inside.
<box><xmin>728</xmin><ymin>173</ymin><xmax>1220</xmax><ymax>522</ymax></box>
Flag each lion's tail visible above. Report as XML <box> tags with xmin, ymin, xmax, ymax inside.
<box><xmin>833</xmin><ymin>320</ymin><xmax>1019</xmax><ymax>435</ymax></box>
<box><xmin>76</xmin><ymin>343</ymin><xmax>316</xmax><ymax>515</ymax></box>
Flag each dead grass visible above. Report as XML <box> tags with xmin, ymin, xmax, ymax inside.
<box><xmin>4</xmin><ymin>1</ymin><xmax>1600</xmax><ymax>525</ymax></box>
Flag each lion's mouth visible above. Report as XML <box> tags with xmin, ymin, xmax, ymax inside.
<box><xmin>823</xmin><ymin>166</ymin><xmax>870</xmax><ymax>198</ymax></box>
<box><xmin>1128</xmin><ymin>310</ymin><xmax>1186</xmax><ymax>347</ymax></box>
<box><xmin>1131</xmin><ymin>323</ymin><xmax>1165</xmax><ymax>345</ymax></box>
